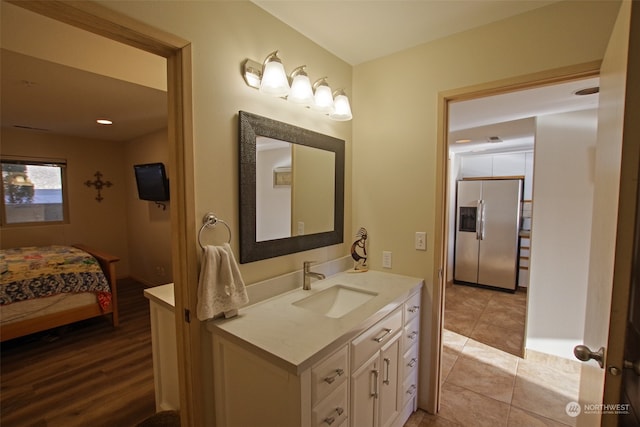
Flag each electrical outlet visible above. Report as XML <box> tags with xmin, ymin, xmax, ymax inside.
<box><xmin>297</xmin><ymin>221</ymin><xmax>305</xmax><ymax>235</ymax></box>
<box><xmin>382</xmin><ymin>251</ymin><xmax>392</xmax><ymax>268</ymax></box>
<box><xmin>415</xmin><ymin>232</ymin><xmax>427</xmax><ymax>251</ymax></box>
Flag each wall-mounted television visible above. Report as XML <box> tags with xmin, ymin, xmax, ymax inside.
<box><xmin>134</xmin><ymin>163</ymin><xmax>170</xmax><ymax>202</ymax></box>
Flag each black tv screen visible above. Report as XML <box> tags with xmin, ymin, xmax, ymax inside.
<box><xmin>134</xmin><ymin>163</ymin><xmax>169</xmax><ymax>202</ymax></box>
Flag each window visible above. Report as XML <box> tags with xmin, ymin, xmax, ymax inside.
<box><xmin>1</xmin><ymin>158</ymin><xmax>68</xmax><ymax>225</ymax></box>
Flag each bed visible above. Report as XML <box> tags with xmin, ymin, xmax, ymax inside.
<box><xmin>0</xmin><ymin>244</ymin><xmax>119</xmax><ymax>342</ymax></box>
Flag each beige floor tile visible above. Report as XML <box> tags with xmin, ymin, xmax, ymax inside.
<box><xmin>469</xmin><ymin>320</ymin><xmax>524</xmax><ymax>357</ymax></box>
<box><xmin>438</xmin><ymin>382</ymin><xmax>510</xmax><ymax>427</ymax></box>
<box><xmin>446</xmin><ymin>353</ymin><xmax>516</xmax><ymax>404</ymax></box>
<box><xmin>419</xmin><ymin>413</ymin><xmax>461</xmax><ymax>426</ymax></box>
<box><xmin>479</xmin><ymin>299</ymin><xmax>526</xmax><ymax>332</ymax></box>
<box><xmin>508</xmin><ymin>406</ymin><xmax>573</xmax><ymax>426</ymax></box>
<box><xmin>461</xmin><ymin>338</ymin><xmax>520</xmax><ymax>368</ymax></box>
<box><xmin>440</xmin><ymin>346</ymin><xmax>458</xmax><ymax>384</ymax></box>
<box><xmin>442</xmin><ymin>329</ymin><xmax>468</xmax><ymax>353</ymax></box>
<box><xmin>443</xmin><ymin>309</ymin><xmax>479</xmax><ymax>336</ymax></box>
<box><xmin>511</xmin><ymin>360</ymin><xmax>579</xmax><ymax>426</ymax></box>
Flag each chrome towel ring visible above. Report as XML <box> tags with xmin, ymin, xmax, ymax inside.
<box><xmin>198</xmin><ymin>212</ymin><xmax>231</xmax><ymax>249</ymax></box>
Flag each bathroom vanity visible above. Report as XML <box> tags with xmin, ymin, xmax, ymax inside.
<box><xmin>209</xmin><ymin>270</ymin><xmax>423</xmax><ymax>427</ymax></box>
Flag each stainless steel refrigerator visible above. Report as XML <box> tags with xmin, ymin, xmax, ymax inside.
<box><xmin>454</xmin><ymin>179</ymin><xmax>522</xmax><ymax>291</ymax></box>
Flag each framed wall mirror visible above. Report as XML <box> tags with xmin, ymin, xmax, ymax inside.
<box><xmin>239</xmin><ymin>111</ymin><xmax>345</xmax><ymax>263</ymax></box>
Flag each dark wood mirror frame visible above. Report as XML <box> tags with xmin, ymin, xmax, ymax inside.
<box><xmin>239</xmin><ymin>111</ymin><xmax>345</xmax><ymax>263</ymax></box>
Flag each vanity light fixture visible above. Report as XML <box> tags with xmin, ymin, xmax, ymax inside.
<box><xmin>329</xmin><ymin>89</ymin><xmax>352</xmax><ymax>121</ymax></box>
<box><xmin>241</xmin><ymin>51</ymin><xmax>352</xmax><ymax>121</ymax></box>
<box><xmin>312</xmin><ymin>78</ymin><xmax>334</xmax><ymax>113</ymax></box>
<box><xmin>259</xmin><ymin>51</ymin><xmax>290</xmax><ymax>97</ymax></box>
<box><xmin>288</xmin><ymin>66</ymin><xmax>314</xmax><ymax>106</ymax></box>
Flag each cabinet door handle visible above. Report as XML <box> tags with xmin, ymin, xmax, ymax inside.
<box><xmin>408</xmin><ymin>358</ymin><xmax>417</xmax><ymax>368</ymax></box>
<box><xmin>370</xmin><ymin>369</ymin><xmax>379</xmax><ymax>398</ymax></box>
<box><xmin>373</xmin><ymin>328</ymin><xmax>393</xmax><ymax>343</ymax></box>
<box><xmin>407</xmin><ymin>331</ymin><xmax>418</xmax><ymax>340</ymax></box>
<box><xmin>408</xmin><ymin>305</ymin><xmax>420</xmax><ymax>313</ymax></box>
<box><xmin>324</xmin><ymin>416</ymin><xmax>335</xmax><ymax>425</ymax></box>
<box><xmin>323</xmin><ymin>368</ymin><xmax>344</xmax><ymax>384</ymax></box>
<box><xmin>407</xmin><ymin>384</ymin><xmax>417</xmax><ymax>395</ymax></box>
<box><xmin>383</xmin><ymin>358</ymin><xmax>391</xmax><ymax>385</ymax></box>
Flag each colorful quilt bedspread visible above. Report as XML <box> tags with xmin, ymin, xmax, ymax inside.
<box><xmin>0</xmin><ymin>245</ymin><xmax>112</xmax><ymax>311</ymax></box>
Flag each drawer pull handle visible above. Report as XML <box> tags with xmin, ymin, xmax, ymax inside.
<box><xmin>336</xmin><ymin>407</ymin><xmax>344</xmax><ymax>416</ymax></box>
<box><xmin>408</xmin><ymin>305</ymin><xmax>420</xmax><ymax>313</ymax></box>
<box><xmin>407</xmin><ymin>384</ymin><xmax>417</xmax><ymax>395</ymax></box>
<box><xmin>373</xmin><ymin>328</ymin><xmax>393</xmax><ymax>343</ymax></box>
<box><xmin>371</xmin><ymin>369</ymin><xmax>379</xmax><ymax>398</ymax></box>
<box><xmin>408</xmin><ymin>358</ymin><xmax>417</xmax><ymax>368</ymax></box>
<box><xmin>383</xmin><ymin>358</ymin><xmax>391</xmax><ymax>385</ymax></box>
<box><xmin>323</xmin><ymin>368</ymin><xmax>345</xmax><ymax>384</ymax></box>
<box><xmin>324</xmin><ymin>416</ymin><xmax>335</xmax><ymax>425</ymax></box>
<box><xmin>408</xmin><ymin>331</ymin><xmax>418</xmax><ymax>340</ymax></box>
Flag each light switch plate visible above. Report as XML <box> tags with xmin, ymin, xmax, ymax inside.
<box><xmin>382</xmin><ymin>251</ymin><xmax>392</xmax><ymax>268</ymax></box>
<box><xmin>415</xmin><ymin>232</ymin><xmax>427</xmax><ymax>251</ymax></box>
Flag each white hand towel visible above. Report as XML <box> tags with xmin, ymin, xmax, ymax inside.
<box><xmin>196</xmin><ymin>243</ymin><xmax>249</xmax><ymax>321</ymax></box>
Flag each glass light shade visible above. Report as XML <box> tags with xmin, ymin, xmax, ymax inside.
<box><xmin>329</xmin><ymin>90</ymin><xmax>352</xmax><ymax>121</ymax></box>
<box><xmin>288</xmin><ymin>66</ymin><xmax>314</xmax><ymax>106</ymax></box>
<box><xmin>259</xmin><ymin>51</ymin><xmax>290</xmax><ymax>97</ymax></box>
<box><xmin>313</xmin><ymin>78</ymin><xmax>334</xmax><ymax>113</ymax></box>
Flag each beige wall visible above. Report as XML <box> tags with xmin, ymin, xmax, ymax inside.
<box><xmin>528</xmin><ymin>109</ymin><xmax>597</xmax><ymax>360</ymax></box>
<box><xmin>98</xmin><ymin>0</ymin><xmax>354</xmax><ymax>286</ymax></box>
<box><xmin>352</xmin><ymin>0</ymin><xmax>619</xmax><ymax>408</ymax></box>
<box><xmin>0</xmin><ymin>127</ymin><xmax>131</xmax><ymax>276</ymax></box>
<box><xmin>124</xmin><ymin>129</ymin><xmax>173</xmax><ymax>286</ymax></box>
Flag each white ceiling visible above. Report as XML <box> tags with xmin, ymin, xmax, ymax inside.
<box><xmin>1</xmin><ymin>1</ymin><xmax>599</xmax><ymax>148</ymax></box>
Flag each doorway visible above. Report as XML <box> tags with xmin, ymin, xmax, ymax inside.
<box><xmin>432</xmin><ymin>67</ymin><xmax>602</xmax><ymax>424</ymax></box>
<box><xmin>3</xmin><ymin>1</ymin><xmax>197</xmax><ymax>425</ymax></box>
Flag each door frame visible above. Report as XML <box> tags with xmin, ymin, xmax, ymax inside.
<box><xmin>430</xmin><ymin>60</ymin><xmax>601</xmax><ymax>412</ymax></box>
<box><xmin>9</xmin><ymin>1</ymin><xmax>200</xmax><ymax>425</ymax></box>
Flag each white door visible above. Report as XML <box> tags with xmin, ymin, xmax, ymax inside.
<box><xmin>575</xmin><ymin>1</ymin><xmax>639</xmax><ymax>426</ymax></box>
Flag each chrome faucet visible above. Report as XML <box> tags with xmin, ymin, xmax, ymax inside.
<box><xmin>303</xmin><ymin>261</ymin><xmax>325</xmax><ymax>290</ymax></box>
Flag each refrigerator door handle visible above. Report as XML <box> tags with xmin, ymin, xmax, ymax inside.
<box><xmin>476</xmin><ymin>200</ymin><xmax>482</xmax><ymax>240</ymax></box>
<box><xmin>479</xmin><ymin>200</ymin><xmax>486</xmax><ymax>240</ymax></box>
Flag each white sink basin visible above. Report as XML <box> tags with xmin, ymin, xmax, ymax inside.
<box><xmin>292</xmin><ymin>285</ymin><xmax>378</xmax><ymax>318</ymax></box>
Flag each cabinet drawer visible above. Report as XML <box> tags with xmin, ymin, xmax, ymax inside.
<box><xmin>402</xmin><ymin>368</ymin><xmax>418</xmax><ymax>406</ymax></box>
<box><xmin>403</xmin><ymin>316</ymin><xmax>420</xmax><ymax>354</ymax></box>
<box><xmin>404</xmin><ymin>292</ymin><xmax>421</xmax><ymax>324</ymax></box>
<box><xmin>403</xmin><ymin>342</ymin><xmax>419</xmax><ymax>376</ymax></box>
<box><xmin>312</xmin><ymin>345</ymin><xmax>349</xmax><ymax>404</ymax></box>
<box><xmin>351</xmin><ymin>308</ymin><xmax>403</xmax><ymax>369</ymax></box>
<box><xmin>312</xmin><ymin>381</ymin><xmax>348</xmax><ymax>427</ymax></box>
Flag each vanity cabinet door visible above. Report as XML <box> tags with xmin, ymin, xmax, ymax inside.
<box><xmin>350</xmin><ymin>333</ymin><xmax>401</xmax><ymax>427</ymax></box>
<box><xmin>350</xmin><ymin>354</ymin><xmax>378</xmax><ymax>427</ymax></box>
<box><xmin>378</xmin><ymin>334</ymin><xmax>401</xmax><ymax>427</ymax></box>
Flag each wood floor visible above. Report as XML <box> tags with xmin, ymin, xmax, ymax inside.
<box><xmin>1</xmin><ymin>278</ymin><xmax>157</xmax><ymax>427</ymax></box>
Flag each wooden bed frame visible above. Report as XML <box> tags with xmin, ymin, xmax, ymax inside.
<box><xmin>0</xmin><ymin>244</ymin><xmax>120</xmax><ymax>342</ymax></box>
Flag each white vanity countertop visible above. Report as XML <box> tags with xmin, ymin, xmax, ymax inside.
<box><xmin>208</xmin><ymin>270</ymin><xmax>423</xmax><ymax>375</ymax></box>
<box><xmin>144</xmin><ymin>283</ymin><xmax>175</xmax><ymax>312</ymax></box>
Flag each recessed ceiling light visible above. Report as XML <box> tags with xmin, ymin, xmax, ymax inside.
<box><xmin>487</xmin><ymin>136</ymin><xmax>502</xmax><ymax>143</ymax></box>
<box><xmin>574</xmin><ymin>87</ymin><xmax>599</xmax><ymax>96</ymax></box>
<box><xmin>455</xmin><ymin>139</ymin><xmax>472</xmax><ymax>144</ymax></box>
<box><xmin>96</xmin><ymin>119</ymin><xmax>113</xmax><ymax>125</ymax></box>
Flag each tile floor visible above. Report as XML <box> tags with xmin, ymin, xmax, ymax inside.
<box><xmin>405</xmin><ymin>283</ymin><xmax>582</xmax><ymax>426</ymax></box>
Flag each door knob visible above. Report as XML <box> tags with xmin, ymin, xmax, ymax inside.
<box><xmin>574</xmin><ymin>345</ymin><xmax>605</xmax><ymax>368</ymax></box>
<box><xmin>624</xmin><ymin>359</ymin><xmax>640</xmax><ymax>376</ymax></box>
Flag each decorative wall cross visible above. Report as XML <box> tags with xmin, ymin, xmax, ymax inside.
<box><xmin>84</xmin><ymin>171</ymin><xmax>113</xmax><ymax>202</ymax></box>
